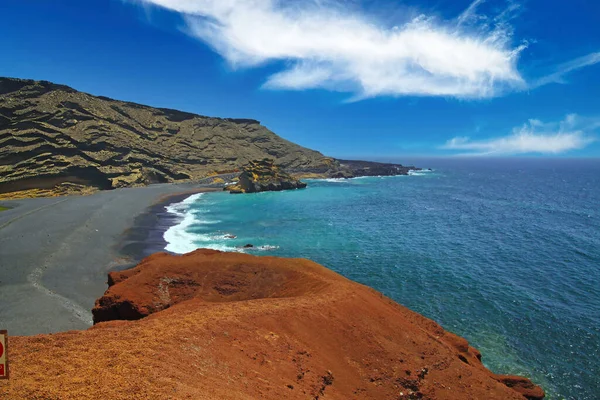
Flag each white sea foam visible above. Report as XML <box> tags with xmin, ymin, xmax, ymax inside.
<box><xmin>314</xmin><ymin>178</ymin><xmax>348</xmax><ymax>183</ymax></box>
<box><xmin>164</xmin><ymin>193</ymin><xmax>204</xmax><ymax>216</ymax></box>
<box><xmin>408</xmin><ymin>169</ymin><xmax>433</xmax><ymax>176</ymax></box>
<box><xmin>257</xmin><ymin>245</ymin><xmax>280</xmax><ymax>251</ymax></box>
<box><xmin>220</xmin><ymin>243</ymin><xmax>280</xmax><ymax>252</ymax></box>
<box><xmin>201</xmin><ymin>243</ymin><xmax>243</xmax><ymax>253</ymax></box>
<box><xmin>313</xmin><ymin>174</ymin><xmax>415</xmax><ymax>183</ymax></box>
<box><xmin>163</xmin><ymin>193</ymin><xmax>205</xmax><ymax>254</ymax></box>
<box><xmin>311</xmin><ymin>176</ymin><xmax>381</xmax><ymax>183</ymax></box>
<box><xmin>163</xmin><ymin>193</ymin><xmax>253</xmax><ymax>254</ymax></box>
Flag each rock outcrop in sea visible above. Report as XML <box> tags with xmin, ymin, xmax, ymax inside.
<box><xmin>224</xmin><ymin>158</ymin><xmax>307</xmax><ymax>193</ymax></box>
<box><xmin>0</xmin><ymin>249</ymin><xmax>543</xmax><ymax>399</ymax></box>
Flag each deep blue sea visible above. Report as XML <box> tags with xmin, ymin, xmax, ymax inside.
<box><xmin>163</xmin><ymin>158</ymin><xmax>600</xmax><ymax>400</ymax></box>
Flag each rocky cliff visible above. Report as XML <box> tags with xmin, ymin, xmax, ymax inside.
<box><xmin>0</xmin><ymin>249</ymin><xmax>543</xmax><ymax>399</ymax></box>
<box><xmin>289</xmin><ymin>158</ymin><xmax>421</xmax><ymax>179</ymax></box>
<box><xmin>0</xmin><ymin>77</ymin><xmax>332</xmax><ymax>198</ymax></box>
<box><xmin>225</xmin><ymin>158</ymin><xmax>307</xmax><ymax>193</ymax></box>
<box><xmin>335</xmin><ymin>159</ymin><xmax>421</xmax><ymax>178</ymax></box>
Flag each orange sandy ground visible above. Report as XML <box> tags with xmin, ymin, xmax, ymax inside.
<box><xmin>0</xmin><ymin>250</ymin><xmax>541</xmax><ymax>399</ymax></box>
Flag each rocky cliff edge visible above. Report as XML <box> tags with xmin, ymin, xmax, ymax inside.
<box><xmin>0</xmin><ymin>249</ymin><xmax>543</xmax><ymax>400</ymax></box>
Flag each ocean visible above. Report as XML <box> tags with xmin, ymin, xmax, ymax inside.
<box><xmin>162</xmin><ymin>158</ymin><xmax>600</xmax><ymax>400</ymax></box>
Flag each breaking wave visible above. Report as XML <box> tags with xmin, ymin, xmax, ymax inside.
<box><xmin>163</xmin><ymin>193</ymin><xmax>279</xmax><ymax>254</ymax></box>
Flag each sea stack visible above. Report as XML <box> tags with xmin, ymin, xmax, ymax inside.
<box><xmin>225</xmin><ymin>158</ymin><xmax>307</xmax><ymax>193</ymax></box>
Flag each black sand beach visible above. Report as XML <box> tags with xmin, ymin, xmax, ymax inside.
<box><xmin>0</xmin><ymin>183</ymin><xmax>220</xmax><ymax>335</ymax></box>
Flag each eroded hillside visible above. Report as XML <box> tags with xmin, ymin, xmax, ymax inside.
<box><xmin>0</xmin><ymin>77</ymin><xmax>333</xmax><ymax>197</ymax></box>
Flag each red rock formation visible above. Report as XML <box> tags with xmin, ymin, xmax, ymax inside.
<box><xmin>493</xmin><ymin>375</ymin><xmax>546</xmax><ymax>400</ymax></box>
<box><xmin>0</xmin><ymin>249</ymin><xmax>544</xmax><ymax>399</ymax></box>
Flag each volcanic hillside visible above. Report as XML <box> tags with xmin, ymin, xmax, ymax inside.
<box><xmin>0</xmin><ymin>77</ymin><xmax>334</xmax><ymax>196</ymax></box>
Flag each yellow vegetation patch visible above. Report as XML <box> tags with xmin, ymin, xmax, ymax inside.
<box><xmin>0</xmin><ymin>185</ymin><xmax>97</xmax><ymax>200</ymax></box>
<box><xmin>0</xmin><ymin>188</ymin><xmax>63</xmax><ymax>200</ymax></box>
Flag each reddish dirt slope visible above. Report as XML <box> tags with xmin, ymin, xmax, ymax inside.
<box><xmin>0</xmin><ymin>249</ymin><xmax>544</xmax><ymax>399</ymax></box>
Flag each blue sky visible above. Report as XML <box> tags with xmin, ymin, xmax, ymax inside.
<box><xmin>2</xmin><ymin>0</ymin><xmax>599</xmax><ymax>158</ymax></box>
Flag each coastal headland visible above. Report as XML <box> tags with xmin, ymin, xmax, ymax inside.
<box><xmin>0</xmin><ymin>249</ymin><xmax>543</xmax><ymax>399</ymax></box>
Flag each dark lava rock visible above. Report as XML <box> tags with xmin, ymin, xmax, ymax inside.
<box><xmin>336</xmin><ymin>159</ymin><xmax>420</xmax><ymax>177</ymax></box>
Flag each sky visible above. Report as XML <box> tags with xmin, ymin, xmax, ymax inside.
<box><xmin>1</xmin><ymin>0</ymin><xmax>600</xmax><ymax>158</ymax></box>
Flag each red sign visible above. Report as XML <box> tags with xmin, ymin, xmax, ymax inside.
<box><xmin>0</xmin><ymin>330</ymin><xmax>7</xmax><ymax>379</ymax></box>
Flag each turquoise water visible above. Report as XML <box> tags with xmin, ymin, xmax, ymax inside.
<box><xmin>163</xmin><ymin>158</ymin><xmax>600</xmax><ymax>399</ymax></box>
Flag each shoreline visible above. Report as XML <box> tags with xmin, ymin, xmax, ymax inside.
<box><xmin>117</xmin><ymin>189</ymin><xmax>220</xmax><ymax>265</ymax></box>
<box><xmin>0</xmin><ymin>174</ymin><xmax>425</xmax><ymax>337</ymax></box>
<box><xmin>0</xmin><ymin>183</ymin><xmax>222</xmax><ymax>336</ymax></box>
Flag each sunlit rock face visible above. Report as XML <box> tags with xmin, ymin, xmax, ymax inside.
<box><xmin>0</xmin><ymin>77</ymin><xmax>330</xmax><ymax>198</ymax></box>
<box><xmin>224</xmin><ymin>159</ymin><xmax>307</xmax><ymax>194</ymax></box>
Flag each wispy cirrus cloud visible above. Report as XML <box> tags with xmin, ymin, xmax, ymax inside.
<box><xmin>531</xmin><ymin>52</ymin><xmax>600</xmax><ymax>89</ymax></box>
<box><xmin>135</xmin><ymin>0</ymin><xmax>527</xmax><ymax>99</ymax></box>
<box><xmin>442</xmin><ymin>114</ymin><xmax>598</xmax><ymax>156</ymax></box>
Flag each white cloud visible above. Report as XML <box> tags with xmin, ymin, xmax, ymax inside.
<box><xmin>442</xmin><ymin>114</ymin><xmax>597</xmax><ymax>155</ymax></box>
<box><xmin>531</xmin><ymin>52</ymin><xmax>600</xmax><ymax>89</ymax></box>
<box><xmin>136</xmin><ymin>0</ymin><xmax>527</xmax><ymax>99</ymax></box>
<box><xmin>456</xmin><ymin>0</ymin><xmax>486</xmax><ymax>27</ymax></box>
